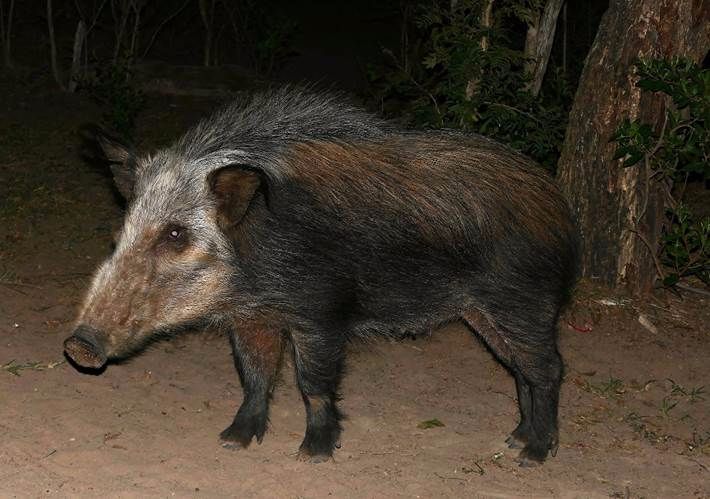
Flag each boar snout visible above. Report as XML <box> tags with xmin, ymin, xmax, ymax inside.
<box><xmin>64</xmin><ymin>326</ymin><xmax>108</xmax><ymax>369</ymax></box>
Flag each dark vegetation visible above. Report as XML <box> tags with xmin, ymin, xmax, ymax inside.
<box><xmin>366</xmin><ymin>0</ymin><xmax>573</xmax><ymax>170</ymax></box>
<box><xmin>612</xmin><ymin>58</ymin><xmax>709</xmax><ymax>287</ymax></box>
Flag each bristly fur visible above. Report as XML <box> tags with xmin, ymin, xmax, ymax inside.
<box><xmin>67</xmin><ymin>86</ymin><xmax>579</xmax><ymax>466</ymax></box>
<box><xmin>173</xmin><ymin>87</ymin><xmax>391</xmax><ymax>182</ymax></box>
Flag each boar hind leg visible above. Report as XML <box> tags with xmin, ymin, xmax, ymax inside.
<box><xmin>511</xmin><ymin>345</ymin><xmax>562</xmax><ymax>467</ymax></box>
<box><xmin>221</xmin><ymin>324</ymin><xmax>285</xmax><ymax>450</ymax></box>
<box><xmin>506</xmin><ymin>372</ymin><xmax>533</xmax><ymax>450</ymax></box>
<box><xmin>462</xmin><ymin>309</ymin><xmax>562</xmax><ymax>466</ymax></box>
<box><xmin>291</xmin><ymin>331</ymin><xmax>345</xmax><ymax>462</ymax></box>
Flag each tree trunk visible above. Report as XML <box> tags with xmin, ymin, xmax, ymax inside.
<box><xmin>479</xmin><ymin>0</ymin><xmax>493</xmax><ymax>51</ymax></box>
<box><xmin>68</xmin><ymin>20</ymin><xmax>86</xmax><ymax>93</ymax></box>
<box><xmin>1</xmin><ymin>0</ymin><xmax>15</xmax><ymax>68</ymax></box>
<box><xmin>198</xmin><ymin>0</ymin><xmax>215</xmax><ymax>67</ymax></box>
<box><xmin>524</xmin><ymin>0</ymin><xmax>564</xmax><ymax>97</ymax></box>
<box><xmin>47</xmin><ymin>0</ymin><xmax>64</xmax><ymax>90</ymax></box>
<box><xmin>465</xmin><ymin>0</ymin><xmax>494</xmax><ymax>100</ymax></box>
<box><xmin>112</xmin><ymin>0</ymin><xmax>130</xmax><ymax>63</ymax></box>
<box><xmin>128</xmin><ymin>1</ymin><xmax>141</xmax><ymax>60</ymax></box>
<box><xmin>557</xmin><ymin>0</ymin><xmax>710</xmax><ymax>294</ymax></box>
<box><xmin>561</xmin><ymin>2</ymin><xmax>567</xmax><ymax>75</ymax></box>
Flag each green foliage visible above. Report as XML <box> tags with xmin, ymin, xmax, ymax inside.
<box><xmin>367</xmin><ymin>0</ymin><xmax>571</xmax><ymax>170</ymax></box>
<box><xmin>78</xmin><ymin>58</ymin><xmax>145</xmax><ymax>140</ymax></box>
<box><xmin>612</xmin><ymin>58</ymin><xmax>709</xmax><ymax>287</ymax></box>
<box><xmin>660</xmin><ymin>204</ymin><xmax>709</xmax><ymax>286</ymax></box>
<box><xmin>253</xmin><ymin>18</ymin><xmax>298</xmax><ymax>77</ymax></box>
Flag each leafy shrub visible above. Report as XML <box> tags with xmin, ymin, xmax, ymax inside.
<box><xmin>660</xmin><ymin>204</ymin><xmax>709</xmax><ymax>286</ymax></box>
<box><xmin>613</xmin><ymin>57</ymin><xmax>709</xmax><ymax>286</ymax></box>
<box><xmin>367</xmin><ymin>0</ymin><xmax>571</xmax><ymax>170</ymax></box>
<box><xmin>78</xmin><ymin>58</ymin><xmax>145</xmax><ymax>140</ymax></box>
<box><xmin>229</xmin><ymin>0</ymin><xmax>298</xmax><ymax>77</ymax></box>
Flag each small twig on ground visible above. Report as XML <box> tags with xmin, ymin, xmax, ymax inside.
<box><xmin>2</xmin><ymin>359</ymin><xmax>65</xmax><ymax>376</ymax></box>
<box><xmin>676</xmin><ymin>283</ymin><xmax>710</xmax><ymax>297</ymax></box>
<box><xmin>0</xmin><ymin>284</ymin><xmax>27</xmax><ymax>295</ymax></box>
<box><xmin>488</xmin><ymin>389</ymin><xmax>516</xmax><ymax>401</ymax></box>
<box><xmin>687</xmin><ymin>457</ymin><xmax>709</xmax><ymax>473</ymax></box>
<box><xmin>434</xmin><ymin>472</ymin><xmax>466</xmax><ymax>481</ymax></box>
<box><xmin>0</xmin><ymin>281</ymin><xmax>42</xmax><ymax>289</ymax></box>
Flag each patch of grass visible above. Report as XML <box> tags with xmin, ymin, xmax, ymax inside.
<box><xmin>623</xmin><ymin>412</ymin><xmax>669</xmax><ymax>445</ymax></box>
<box><xmin>0</xmin><ymin>267</ymin><xmax>19</xmax><ymax>284</ymax></box>
<box><xmin>688</xmin><ymin>386</ymin><xmax>706</xmax><ymax>403</ymax></box>
<box><xmin>595</xmin><ymin>376</ymin><xmax>625</xmax><ymax>397</ymax></box>
<box><xmin>667</xmin><ymin>379</ymin><xmax>705</xmax><ymax>403</ymax></box>
<box><xmin>580</xmin><ymin>375</ymin><xmax>626</xmax><ymax>398</ymax></box>
<box><xmin>575</xmin><ymin>374</ymin><xmax>627</xmax><ymax>398</ymax></box>
<box><xmin>687</xmin><ymin>430</ymin><xmax>710</xmax><ymax>453</ymax></box>
<box><xmin>659</xmin><ymin>396</ymin><xmax>678</xmax><ymax>418</ymax></box>
<box><xmin>659</xmin><ymin>379</ymin><xmax>707</xmax><ymax>420</ymax></box>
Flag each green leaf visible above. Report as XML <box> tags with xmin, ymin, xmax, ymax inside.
<box><xmin>637</xmin><ymin>78</ymin><xmax>670</xmax><ymax>93</ymax></box>
<box><xmin>663</xmin><ymin>274</ymin><xmax>680</xmax><ymax>287</ymax></box>
<box><xmin>623</xmin><ymin>151</ymin><xmax>644</xmax><ymax>167</ymax></box>
<box><xmin>612</xmin><ymin>146</ymin><xmax>630</xmax><ymax>160</ymax></box>
<box><xmin>417</xmin><ymin>418</ymin><xmax>445</xmax><ymax>429</ymax></box>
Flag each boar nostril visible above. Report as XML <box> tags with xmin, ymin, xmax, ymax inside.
<box><xmin>64</xmin><ymin>327</ymin><xmax>107</xmax><ymax>369</ymax></box>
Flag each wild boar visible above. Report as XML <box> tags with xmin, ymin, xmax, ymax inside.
<box><xmin>64</xmin><ymin>88</ymin><xmax>578</xmax><ymax>465</ymax></box>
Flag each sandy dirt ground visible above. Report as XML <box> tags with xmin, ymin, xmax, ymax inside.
<box><xmin>1</xmin><ymin>77</ymin><xmax>708</xmax><ymax>498</ymax></box>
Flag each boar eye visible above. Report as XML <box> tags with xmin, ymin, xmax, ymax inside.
<box><xmin>159</xmin><ymin>224</ymin><xmax>188</xmax><ymax>251</ymax></box>
<box><xmin>165</xmin><ymin>225</ymin><xmax>185</xmax><ymax>240</ymax></box>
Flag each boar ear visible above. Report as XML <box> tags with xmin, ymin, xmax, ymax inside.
<box><xmin>95</xmin><ymin>130</ymin><xmax>137</xmax><ymax>201</ymax></box>
<box><xmin>207</xmin><ymin>165</ymin><xmax>262</xmax><ymax>229</ymax></box>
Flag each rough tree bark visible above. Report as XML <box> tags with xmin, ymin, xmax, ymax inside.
<box><xmin>523</xmin><ymin>0</ymin><xmax>564</xmax><ymax>96</ymax></box>
<box><xmin>198</xmin><ymin>0</ymin><xmax>216</xmax><ymax>67</ymax></box>
<box><xmin>479</xmin><ymin>0</ymin><xmax>493</xmax><ymax>51</ymax></box>
<box><xmin>0</xmin><ymin>0</ymin><xmax>15</xmax><ymax>68</ymax></box>
<box><xmin>465</xmin><ymin>0</ymin><xmax>494</xmax><ymax>100</ymax></box>
<box><xmin>112</xmin><ymin>0</ymin><xmax>131</xmax><ymax>63</ymax></box>
<box><xmin>47</xmin><ymin>0</ymin><xmax>65</xmax><ymax>90</ymax></box>
<box><xmin>68</xmin><ymin>20</ymin><xmax>86</xmax><ymax>92</ymax></box>
<box><xmin>557</xmin><ymin>0</ymin><xmax>710</xmax><ymax>294</ymax></box>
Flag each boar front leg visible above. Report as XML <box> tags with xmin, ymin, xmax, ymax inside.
<box><xmin>291</xmin><ymin>329</ymin><xmax>345</xmax><ymax>462</ymax></box>
<box><xmin>220</xmin><ymin>321</ymin><xmax>285</xmax><ymax>449</ymax></box>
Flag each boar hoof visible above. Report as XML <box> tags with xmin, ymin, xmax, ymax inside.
<box><xmin>219</xmin><ymin>417</ymin><xmax>266</xmax><ymax>449</ymax></box>
<box><xmin>505</xmin><ymin>424</ymin><xmax>530</xmax><ymax>449</ymax></box>
<box><xmin>297</xmin><ymin>431</ymin><xmax>339</xmax><ymax>463</ymax></box>
<box><xmin>515</xmin><ymin>440</ymin><xmax>553</xmax><ymax>467</ymax></box>
<box><xmin>295</xmin><ymin>437</ymin><xmax>340</xmax><ymax>463</ymax></box>
<box><xmin>296</xmin><ymin>448</ymin><xmax>333</xmax><ymax>464</ymax></box>
<box><xmin>221</xmin><ymin>441</ymin><xmax>247</xmax><ymax>451</ymax></box>
<box><xmin>516</xmin><ymin>455</ymin><xmax>543</xmax><ymax>468</ymax></box>
<box><xmin>505</xmin><ymin>434</ymin><xmax>525</xmax><ymax>449</ymax></box>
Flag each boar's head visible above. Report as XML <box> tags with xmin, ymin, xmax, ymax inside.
<box><xmin>64</xmin><ymin>132</ymin><xmax>261</xmax><ymax>369</ymax></box>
